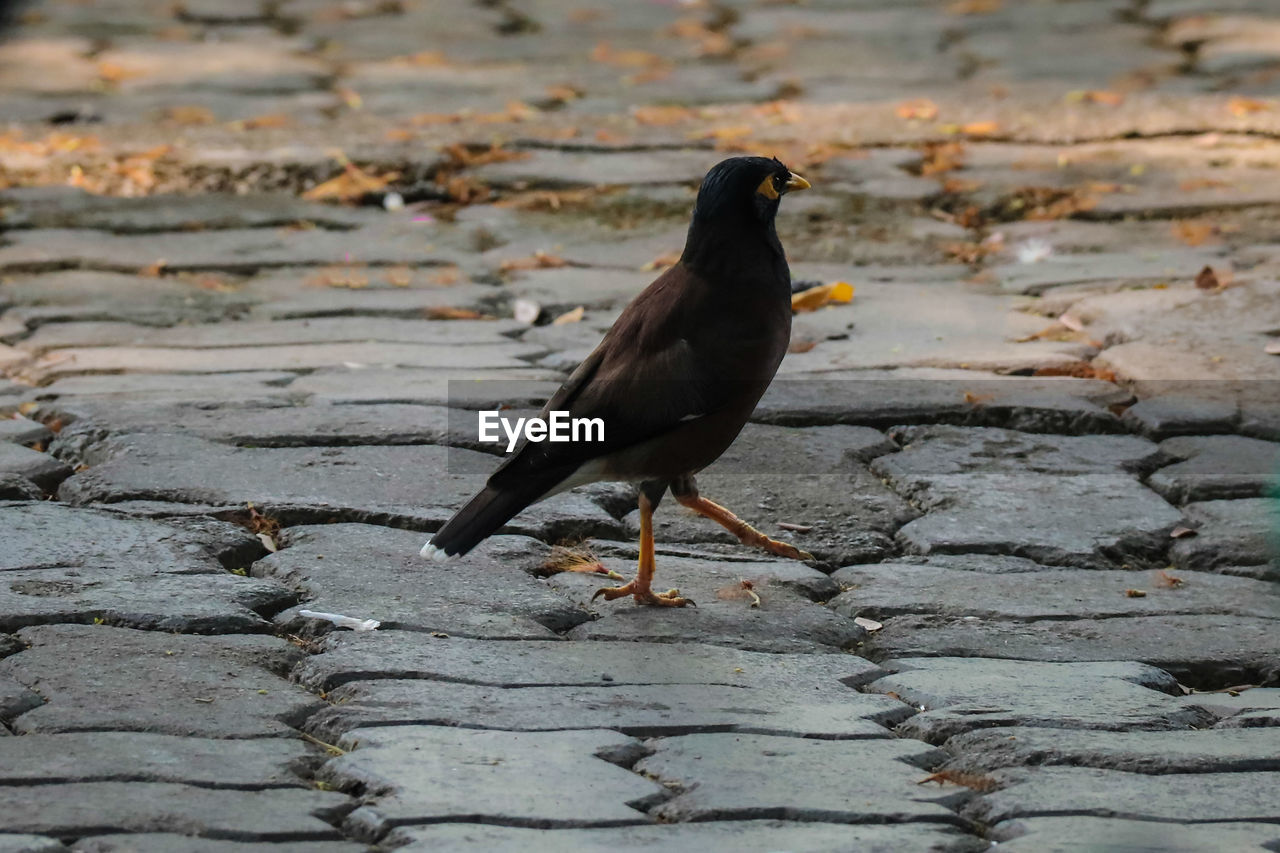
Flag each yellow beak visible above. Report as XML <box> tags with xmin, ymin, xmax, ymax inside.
<box><xmin>785</xmin><ymin>172</ymin><xmax>812</xmax><ymax>192</ymax></box>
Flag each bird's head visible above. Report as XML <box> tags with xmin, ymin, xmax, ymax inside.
<box><xmin>691</xmin><ymin>156</ymin><xmax>811</xmax><ymax>226</ymax></box>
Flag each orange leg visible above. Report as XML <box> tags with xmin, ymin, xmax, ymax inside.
<box><xmin>591</xmin><ymin>492</ymin><xmax>691</xmax><ymax>607</ymax></box>
<box><xmin>674</xmin><ymin>490</ymin><xmax>814</xmax><ymax>561</ymax></box>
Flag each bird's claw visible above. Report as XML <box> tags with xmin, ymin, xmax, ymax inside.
<box><xmin>757</xmin><ymin>536</ymin><xmax>813</xmax><ymax>562</ymax></box>
<box><xmin>591</xmin><ymin>581</ymin><xmax>694</xmax><ymax>607</ymax></box>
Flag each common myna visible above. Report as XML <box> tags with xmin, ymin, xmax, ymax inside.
<box><xmin>423</xmin><ymin>155</ymin><xmax>812</xmax><ymax>606</ymax></box>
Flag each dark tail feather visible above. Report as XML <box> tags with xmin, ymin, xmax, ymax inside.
<box><xmin>425</xmin><ymin>484</ymin><xmax>544</xmax><ymax>558</ymax></box>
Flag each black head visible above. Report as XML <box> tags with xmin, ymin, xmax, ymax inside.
<box><xmin>692</xmin><ymin>156</ymin><xmax>811</xmax><ymax>226</ymax></box>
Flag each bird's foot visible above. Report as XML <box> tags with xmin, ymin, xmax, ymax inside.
<box><xmin>591</xmin><ymin>581</ymin><xmax>694</xmax><ymax>607</ymax></box>
<box><xmin>742</xmin><ymin>531</ymin><xmax>813</xmax><ymax>562</ymax></box>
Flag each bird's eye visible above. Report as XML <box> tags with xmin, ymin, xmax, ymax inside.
<box><xmin>772</xmin><ymin>174</ymin><xmax>787</xmax><ymax>192</ymax></box>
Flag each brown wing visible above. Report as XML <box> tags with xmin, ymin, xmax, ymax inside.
<box><xmin>488</xmin><ymin>265</ymin><xmax>731</xmax><ymax>489</ymax></box>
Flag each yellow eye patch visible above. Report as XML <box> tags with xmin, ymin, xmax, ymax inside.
<box><xmin>756</xmin><ymin>175</ymin><xmax>781</xmax><ymax>200</ymax></box>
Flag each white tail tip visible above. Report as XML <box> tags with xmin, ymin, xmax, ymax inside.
<box><xmin>420</xmin><ymin>541</ymin><xmax>449</xmax><ymax>561</ymax></box>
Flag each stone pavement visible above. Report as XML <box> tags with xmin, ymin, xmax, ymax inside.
<box><xmin>2</xmin><ymin>0</ymin><xmax>1280</xmax><ymax>850</ymax></box>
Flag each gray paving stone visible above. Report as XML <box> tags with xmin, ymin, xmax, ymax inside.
<box><xmin>18</xmin><ymin>317</ymin><xmax>522</xmax><ymax>354</ymax></box>
<box><xmin>322</xmin><ymin>727</ymin><xmax>662</xmax><ymax>837</ymax></box>
<box><xmin>0</xmin><ymin>676</ymin><xmax>43</xmax><ymax>727</ymax></box>
<box><xmin>870</xmin><ymin>428</ymin><xmax>1177</xmax><ymax>566</ymax></box>
<box><xmin>472</xmin><ymin>149</ymin><xmax>712</xmax><ymax>189</ymax></box>
<box><xmin>58</xmin><ymin>434</ymin><xmax>622</xmax><ymax>543</ymax></box>
<box><xmin>638</xmin><ymin>733</ymin><xmax>957</xmax><ymax>824</ymax></box>
<box><xmin>753</xmin><ymin>376</ymin><xmax>1128</xmax><ymax>434</ymax></box>
<box><xmin>0</xmin><ymin>419</ymin><xmax>51</xmax><ymax>446</ymax></box>
<box><xmin>0</xmin><ymin>838</ymin><xmax>66</xmax><ymax>853</ymax></box>
<box><xmin>1151</xmin><ymin>435</ymin><xmax>1280</xmax><ymax>503</ymax></box>
<box><xmin>879</xmin><ymin>426</ymin><xmax>1162</xmax><ymax>477</ymax></box>
<box><xmin>296</xmin><ymin>632</ymin><xmax>882</xmax><ymax>693</ymax></box>
<box><xmin>288</xmin><ymin>368</ymin><xmax>561</xmax><ymax>406</ymax></box>
<box><xmin>0</xmin><ymin>566</ymin><xmax>294</xmax><ymax>634</ymax></box>
<box><xmin>0</xmin><ymin>227</ymin><xmax>462</xmax><ymax>275</ymax></box>
<box><xmin>24</xmin><ymin>340</ymin><xmax>543</xmax><ymax>382</ymax></box>
<box><xmin>1171</xmin><ymin>498</ymin><xmax>1278</xmax><ymax>578</ymax></box>
<box><xmin>883</xmin><ymin>472</ymin><xmax>1180</xmax><ymax>568</ymax></box>
<box><xmin>0</xmin><ymin>187</ymin><xmax>373</xmax><ymax>233</ymax></box>
<box><xmin>0</xmin><ymin>502</ymin><xmax>259</xmax><ymax>574</ymax></box>
<box><xmin>0</xmin><ymin>732</ymin><xmax>310</xmax><ymax>787</ymax></box>
<box><xmin>971</xmin><ymin>767</ymin><xmax>1280</xmax><ymax>825</ymax></box>
<box><xmin>389</xmin><ymin>821</ymin><xmax>986</xmax><ymax>853</ymax></box>
<box><xmin>0</xmin><ymin>625</ymin><xmax>322</xmax><ymax>737</ymax></box>
<box><xmin>256</xmin><ymin>524</ymin><xmax>585</xmax><ymax>638</ymax></box>
<box><xmin>0</xmin><ymin>271</ymin><xmax>256</xmax><ymax>327</ymax></box>
<box><xmin>0</xmin><ymin>475</ymin><xmax>41</xmax><ymax>500</ymax></box>
<box><xmin>0</xmin><ymin>783</ymin><xmax>349</xmax><ymax>841</ymax></box>
<box><xmin>990</xmin><ymin>816</ymin><xmax>1280</xmax><ymax>852</ymax></box>
<box><xmin>864</xmin><ymin>658</ymin><xmax>1205</xmax><ymax>743</ymax></box>
<box><xmin>53</xmin><ymin>400</ymin><xmax>457</xmax><ymax>449</ymax></box>
<box><xmin>1122</xmin><ymin>396</ymin><xmax>1238</xmax><ymax>439</ymax></box>
<box><xmin>945</xmin><ymin>726</ymin><xmax>1280</xmax><ymax>774</ymax></box>
<box><xmin>829</xmin><ymin>564</ymin><xmax>1280</xmax><ymax>621</ymax></box>
<box><xmin>306</xmin><ymin>677</ymin><xmax>905</xmax><ymax>743</ymax></box>
<box><xmin>32</xmin><ymin>372</ymin><xmax>301</xmax><ymax>402</ymax></box>
<box><xmin>1180</xmin><ymin>688</ymin><xmax>1280</xmax><ymax>722</ymax></box>
<box><xmin>864</xmin><ymin>615</ymin><xmax>1280</xmax><ymax>687</ymax></box>
<box><xmin>0</xmin><ymin>444</ymin><xmax>70</xmax><ymax>492</ymax></box>
<box><xmin>1217</xmin><ymin>709</ymin><xmax>1280</xmax><ymax>728</ymax></box>
<box><xmin>71</xmin><ymin>838</ymin><xmax>365</xmax><ymax>853</ymax></box>
<box><xmin>551</xmin><ymin>554</ymin><xmax>863</xmax><ymax>653</ymax></box>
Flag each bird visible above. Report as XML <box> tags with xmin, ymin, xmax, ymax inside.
<box><xmin>422</xmin><ymin>155</ymin><xmax>813</xmax><ymax>606</ymax></box>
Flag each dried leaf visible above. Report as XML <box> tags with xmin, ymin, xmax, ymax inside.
<box><xmin>1170</xmin><ymin>526</ymin><xmax>1197</xmax><ymax>539</ymax></box>
<box><xmin>164</xmin><ymin>105</ymin><xmax>215</xmax><ymax>125</ymax></box>
<box><xmin>777</xmin><ymin>522</ymin><xmax>812</xmax><ymax>533</ymax></box>
<box><xmin>499</xmin><ymin>251</ymin><xmax>569</xmax><ymax>273</ymax></box>
<box><xmin>960</xmin><ymin>120</ymin><xmax>1000</xmax><ymax>137</ymax></box>
<box><xmin>641</xmin><ymin>249</ymin><xmax>682</xmax><ymax>271</ymax></box>
<box><xmin>1195</xmin><ymin>265</ymin><xmax>1220</xmax><ymax>290</ymax></box>
<box><xmin>788</xmin><ymin>339</ymin><xmax>817</xmax><ymax>354</ymax></box>
<box><xmin>233</xmin><ymin>113</ymin><xmax>292</xmax><ymax>131</ymax></box>
<box><xmin>303</xmin><ymin>161</ymin><xmax>396</xmax><ymax>203</ymax></box>
<box><xmin>1179</xmin><ymin>178</ymin><xmax>1231</xmax><ymax>191</ymax></box>
<box><xmin>1154</xmin><ymin>569</ymin><xmax>1185</xmax><ymax>588</ymax></box>
<box><xmin>853</xmin><ymin>616</ymin><xmax>883</xmax><ymax>632</ymax></box>
<box><xmin>716</xmin><ymin>579</ymin><xmax>764</xmax><ymax>607</ymax></box>
<box><xmin>632</xmin><ymin>105</ymin><xmax>697</xmax><ymax>125</ymax></box>
<box><xmin>1173</xmin><ymin>221</ymin><xmax>1216</xmax><ymax>247</ymax></box>
<box><xmin>946</xmin><ymin>0</ymin><xmax>1001</xmax><ymax>14</ymax></box>
<box><xmin>917</xmin><ymin>770</ymin><xmax>998</xmax><ymax>791</ymax></box>
<box><xmin>539</xmin><ymin>545</ymin><xmax>620</xmax><ymax>578</ymax></box>
<box><xmin>895</xmin><ymin>98</ymin><xmax>939</xmax><ymax>121</ymax></box>
<box><xmin>426</xmin><ymin>306</ymin><xmax>489</xmax><ymax>320</ymax></box>
<box><xmin>256</xmin><ymin>532</ymin><xmax>278</xmax><ymax>553</ymax></box>
<box><xmin>791</xmin><ymin>281</ymin><xmax>855</xmax><ymax>313</ymax></box>
<box><xmin>138</xmin><ymin>259</ymin><xmax>167</xmax><ymax>277</ymax></box>
<box><xmin>552</xmin><ymin>306</ymin><xmax>585</xmax><ymax>325</ymax></box>
<box><xmin>1034</xmin><ymin>363</ymin><xmax>1116</xmax><ymax>382</ymax></box>
<box><xmin>1124</xmin><ymin>588</ymin><xmax>1147</xmax><ymax>598</ymax></box>
<box><xmin>1066</xmin><ymin>89</ymin><xmax>1125</xmax><ymax>106</ymax></box>
<box><xmin>1228</xmin><ymin>96</ymin><xmax>1270</xmax><ymax>116</ymax></box>
<box><xmin>97</xmin><ymin>61</ymin><xmax>142</xmax><ymax>84</ymax></box>
<box><xmin>918</xmin><ymin>141</ymin><xmax>965</xmax><ymax>176</ymax></box>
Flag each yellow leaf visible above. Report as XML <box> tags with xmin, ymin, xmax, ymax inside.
<box><xmin>791</xmin><ymin>281</ymin><xmax>854</xmax><ymax>313</ymax></box>
<box><xmin>895</xmin><ymin>98</ymin><xmax>938</xmax><ymax>121</ymax></box>
<box><xmin>960</xmin><ymin>120</ymin><xmax>1000</xmax><ymax>137</ymax></box>
<box><xmin>552</xmin><ymin>306</ymin><xmax>586</xmax><ymax>325</ymax></box>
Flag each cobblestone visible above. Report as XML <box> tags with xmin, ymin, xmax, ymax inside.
<box><xmin>1</xmin><ymin>0</ymin><xmax>1279</xmax><ymax>847</ymax></box>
